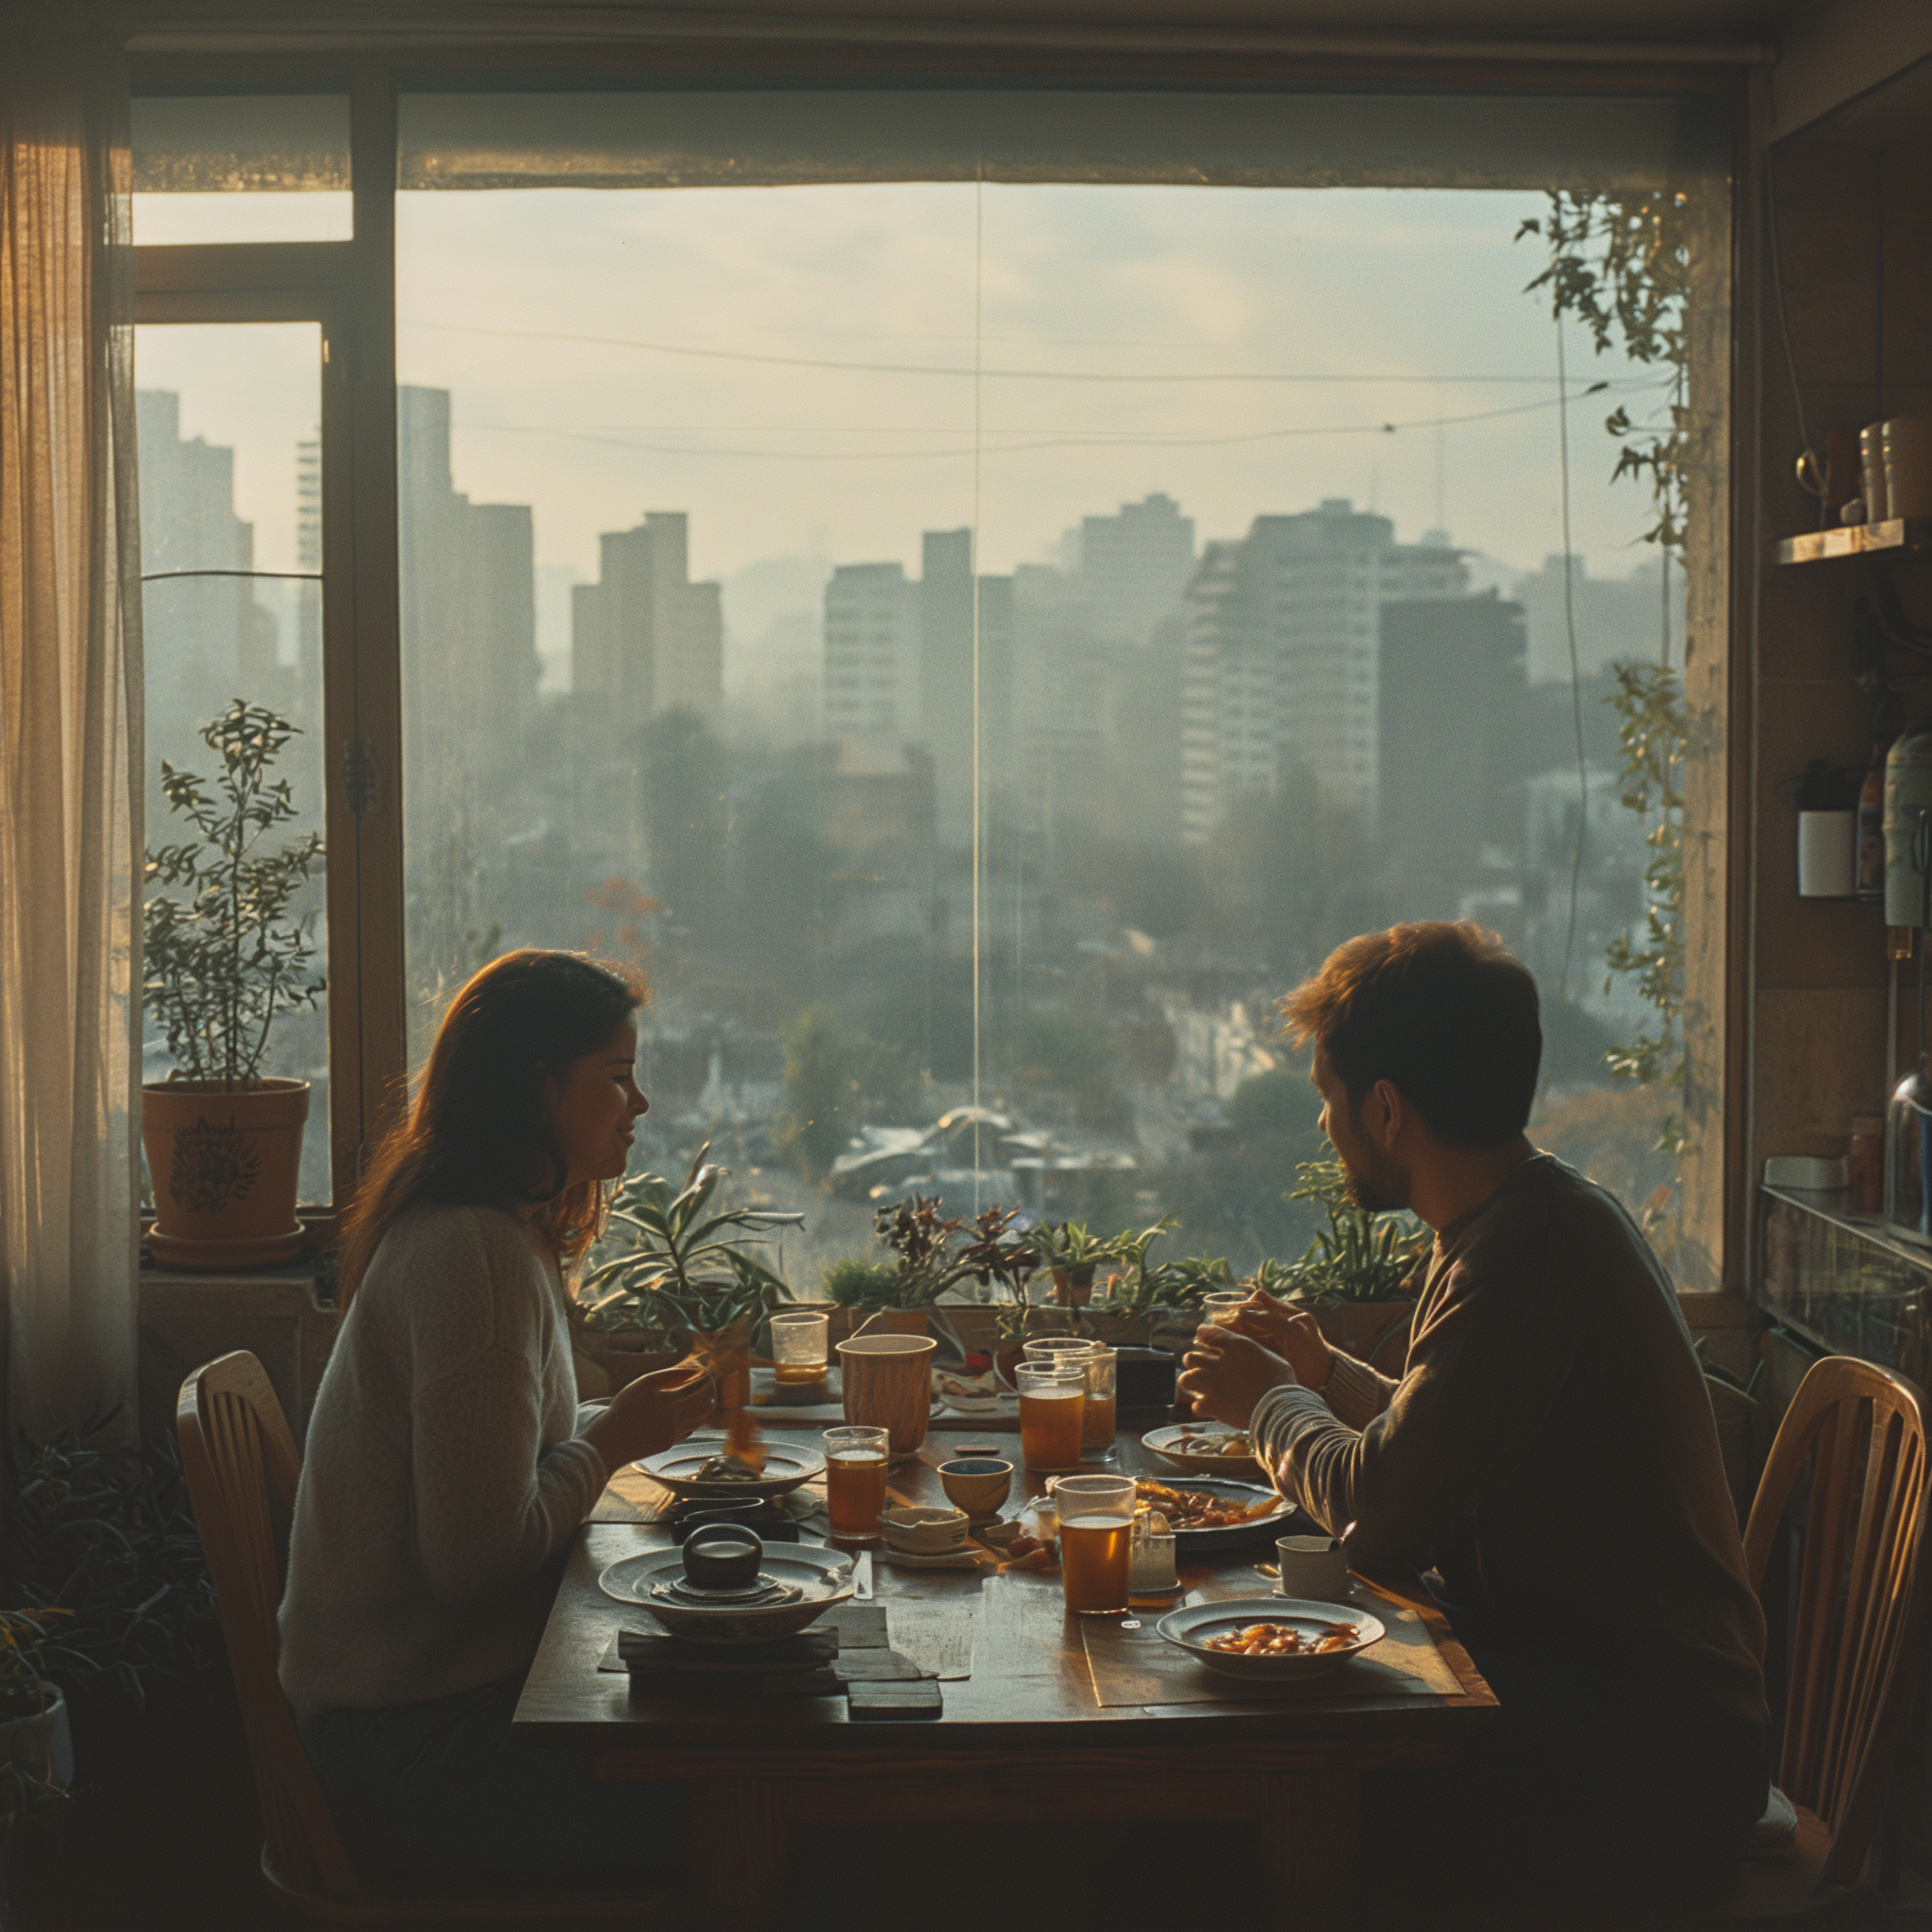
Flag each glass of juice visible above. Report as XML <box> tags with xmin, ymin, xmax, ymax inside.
<box><xmin>1015</xmin><ymin>1362</ymin><xmax>1086</xmax><ymax>1472</ymax></box>
<box><xmin>1024</xmin><ymin>1340</ymin><xmax>1114</xmax><ymax>1453</ymax></box>
<box><xmin>1203</xmin><ymin>1291</ymin><xmax>1247</xmax><ymax>1327</ymax></box>
<box><xmin>822</xmin><ymin>1424</ymin><xmax>891</xmax><ymax>1542</ymax></box>
<box><xmin>770</xmin><ymin>1309</ymin><xmax>830</xmax><ymax>1385</ymax></box>
<box><xmin>1053</xmin><ymin>1474</ymin><xmax>1137</xmax><ymax>1614</ymax></box>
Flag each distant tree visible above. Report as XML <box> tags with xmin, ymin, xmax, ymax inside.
<box><xmin>779</xmin><ymin>1006</ymin><xmax>922</xmax><ymax>1183</ymax></box>
<box><xmin>1226</xmin><ymin>1064</ymin><xmax>1308</xmax><ymax>1141</ymax></box>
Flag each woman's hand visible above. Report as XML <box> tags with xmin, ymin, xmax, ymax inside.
<box><xmin>1224</xmin><ymin>1289</ymin><xmax>1334</xmax><ymax>1391</ymax></box>
<box><xmin>582</xmin><ymin>1361</ymin><xmax>714</xmax><ymax>1476</ymax></box>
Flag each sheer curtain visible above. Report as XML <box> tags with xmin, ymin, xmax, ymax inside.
<box><xmin>0</xmin><ymin>31</ymin><xmax>142</xmax><ymax>1440</ymax></box>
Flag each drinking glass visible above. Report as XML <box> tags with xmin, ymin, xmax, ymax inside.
<box><xmin>823</xmin><ymin>1424</ymin><xmax>891</xmax><ymax>1541</ymax></box>
<box><xmin>1024</xmin><ymin>1340</ymin><xmax>1115</xmax><ymax>1453</ymax></box>
<box><xmin>1053</xmin><ymin>1474</ymin><xmax>1137</xmax><ymax>1614</ymax></box>
<box><xmin>1203</xmin><ymin>1291</ymin><xmax>1247</xmax><ymax>1327</ymax></box>
<box><xmin>770</xmin><ymin>1309</ymin><xmax>830</xmax><ymax>1385</ymax></box>
<box><xmin>1015</xmin><ymin>1361</ymin><xmax>1086</xmax><ymax>1472</ymax></box>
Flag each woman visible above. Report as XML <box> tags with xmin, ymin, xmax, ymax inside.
<box><xmin>279</xmin><ymin>950</ymin><xmax>711</xmax><ymax>1881</ymax></box>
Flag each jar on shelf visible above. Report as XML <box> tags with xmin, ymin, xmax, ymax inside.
<box><xmin>1848</xmin><ymin>1114</ymin><xmax>1887</xmax><ymax>1214</ymax></box>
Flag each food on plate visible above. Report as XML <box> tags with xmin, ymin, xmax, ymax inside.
<box><xmin>1202</xmin><ymin>1620</ymin><xmax>1360</xmax><ymax>1656</ymax></box>
<box><xmin>1134</xmin><ymin>1478</ymin><xmax>1282</xmax><ymax>1530</ymax></box>
<box><xmin>999</xmin><ymin>1533</ymin><xmax>1058</xmax><ymax>1572</ymax></box>
<box><xmin>1171</xmin><ymin>1428</ymin><xmax>1255</xmax><ymax>1458</ymax></box>
<box><xmin>691</xmin><ymin>1454</ymin><xmax>764</xmax><ymax>1484</ymax></box>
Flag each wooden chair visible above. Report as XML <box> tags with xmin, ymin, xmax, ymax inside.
<box><xmin>177</xmin><ymin>1351</ymin><xmax>670</xmax><ymax>1924</ymax></box>
<box><xmin>1720</xmin><ymin>1354</ymin><xmax>1932</xmax><ymax>1922</ymax></box>
<box><xmin>1484</xmin><ymin>1355</ymin><xmax>1931</xmax><ymax>1931</ymax></box>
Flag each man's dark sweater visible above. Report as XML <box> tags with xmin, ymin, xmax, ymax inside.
<box><xmin>1251</xmin><ymin>1153</ymin><xmax>1768</xmax><ymax>1733</ymax></box>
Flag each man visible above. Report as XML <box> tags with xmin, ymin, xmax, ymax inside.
<box><xmin>1179</xmin><ymin>921</ymin><xmax>1768</xmax><ymax>1902</ymax></box>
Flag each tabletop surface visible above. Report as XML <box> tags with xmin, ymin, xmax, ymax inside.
<box><xmin>514</xmin><ymin>1421</ymin><xmax>1498</xmax><ymax>1758</ymax></box>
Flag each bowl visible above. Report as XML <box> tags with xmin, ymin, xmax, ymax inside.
<box><xmin>1141</xmin><ymin>1424</ymin><xmax>1263</xmax><ymax>1479</ymax></box>
<box><xmin>879</xmin><ymin>1505</ymin><xmax>969</xmax><ymax>1553</ymax></box>
<box><xmin>937</xmin><ymin>1457</ymin><xmax>1013</xmax><ymax>1518</ymax></box>
<box><xmin>598</xmin><ymin>1546</ymin><xmax>856</xmax><ymax>1643</ymax></box>
<box><xmin>1156</xmin><ymin>1597</ymin><xmax>1385</xmax><ymax>1683</ymax></box>
<box><xmin>680</xmin><ymin>1522</ymin><xmax>762</xmax><ymax>1589</ymax></box>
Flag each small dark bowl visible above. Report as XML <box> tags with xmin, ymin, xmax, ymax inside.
<box><xmin>681</xmin><ymin>1522</ymin><xmax>763</xmax><ymax>1590</ymax></box>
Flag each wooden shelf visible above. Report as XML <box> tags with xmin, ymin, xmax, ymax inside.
<box><xmin>1777</xmin><ymin>518</ymin><xmax>1927</xmax><ymax>564</ymax></box>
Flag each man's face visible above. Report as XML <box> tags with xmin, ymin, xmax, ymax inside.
<box><xmin>1311</xmin><ymin>1045</ymin><xmax>1410</xmax><ymax>1213</ymax></box>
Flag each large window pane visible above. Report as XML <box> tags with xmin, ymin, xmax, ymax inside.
<box><xmin>136</xmin><ymin>323</ymin><xmax>331</xmax><ymax>1205</ymax></box>
<box><xmin>395</xmin><ymin>92</ymin><xmax>1723</xmax><ymax>1286</ymax></box>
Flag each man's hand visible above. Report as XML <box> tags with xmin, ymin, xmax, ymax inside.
<box><xmin>1226</xmin><ymin>1289</ymin><xmax>1334</xmax><ymax>1391</ymax></box>
<box><xmin>582</xmin><ymin>1361</ymin><xmax>714</xmax><ymax>1476</ymax></box>
<box><xmin>1177</xmin><ymin>1326</ymin><xmax>1300</xmax><ymax>1431</ymax></box>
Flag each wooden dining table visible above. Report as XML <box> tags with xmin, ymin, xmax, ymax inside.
<box><xmin>513</xmin><ymin>1415</ymin><xmax>1499</xmax><ymax>1923</ymax></box>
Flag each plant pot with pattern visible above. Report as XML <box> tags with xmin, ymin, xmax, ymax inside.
<box><xmin>1271</xmin><ymin>1159</ymin><xmax>1430</xmax><ymax>1374</ymax></box>
<box><xmin>141</xmin><ymin>703</ymin><xmax>325</xmax><ymax>1271</ymax></box>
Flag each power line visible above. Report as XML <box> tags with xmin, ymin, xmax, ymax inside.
<box><xmin>404</xmin><ymin>316</ymin><xmax>1642</xmax><ymax>387</ymax></box>
<box><xmin>452</xmin><ymin>380</ymin><xmax>1633</xmax><ymax>465</ymax></box>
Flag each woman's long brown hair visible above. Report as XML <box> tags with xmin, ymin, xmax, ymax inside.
<box><xmin>336</xmin><ymin>950</ymin><xmax>645</xmax><ymax>1312</ymax></box>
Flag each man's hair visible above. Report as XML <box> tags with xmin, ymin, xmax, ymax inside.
<box><xmin>1281</xmin><ymin>922</ymin><xmax>1541</xmax><ymax>1147</ymax></box>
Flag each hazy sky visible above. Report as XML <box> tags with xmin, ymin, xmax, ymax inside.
<box><xmin>135</xmin><ymin>178</ymin><xmax>1675</xmax><ymax>608</ymax></box>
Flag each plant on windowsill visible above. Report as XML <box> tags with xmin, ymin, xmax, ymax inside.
<box><xmin>575</xmin><ymin>1145</ymin><xmax>802</xmax><ymax>1403</ymax></box>
<box><xmin>849</xmin><ymin>1197</ymin><xmax>1042</xmax><ymax>1346</ymax></box>
<box><xmin>142</xmin><ymin>700</ymin><xmax>325</xmax><ymax>1271</ymax></box>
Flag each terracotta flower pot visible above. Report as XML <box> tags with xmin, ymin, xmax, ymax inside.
<box><xmin>1051</xmin><ymin>1264</ymin><xmax>1098</xmax><ymax>1307</ymax></box>
<box><xmin>142</xmin><ymin>1078</ymin><xmax>308</xmax><ymax>1270</ymax></box>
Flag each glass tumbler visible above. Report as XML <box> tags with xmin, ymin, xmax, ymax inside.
<box><xmin>1053</xmin><ymin>1474</ymin><xmax>1137</xmax><ymax>1614</ymax></box>
<box><xmin>1015</xmin><ymin>1361</ymin><xmax>1086</xmax><ymax>1472</ymax></box>
<box><xmin>1026</xmin><ymin>1340</ymin><xmax>1115</xmax><ymax>1453</ymax></box>
<box><xmin>1203</xmin><ymin>1291</ymin><xmax>1247</xmax><ymax>1327</ymax></box>
<box><xmin>823</xmin><ymin>1424</ymin><xmax>891</xmax><ymax>1541</ymax></box>
<box><xmin>770</xmin><ymin>1309</ymin><xmax>830</xmax><ymax>1385</ymax></box>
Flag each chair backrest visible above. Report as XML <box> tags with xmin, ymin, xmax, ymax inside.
<box><xmin>1741</xmin><ymin>1355</ymin><xmax>1932</xmax><ymax>1890</ymax></box>
<box><xmin>177</xmin><ymin>1351</ymin><xmax>359</xmax><ymax>1898</ymax></box>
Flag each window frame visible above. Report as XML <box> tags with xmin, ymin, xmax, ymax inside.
<box><xmin>129</xmin><ymin>47</ymin><xmax>1749</xmax><ymax>1282</ymax></box>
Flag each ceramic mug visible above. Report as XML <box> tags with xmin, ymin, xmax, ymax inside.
<box><xmin>1885</xmin><ymin>417</ymin><xmax>1932</xmax><ymax>522</ymax></box>
<box><xmin>1274</xmin><ymin>1533</ymin><xmax>1353</xmax><ymax>1602</ymax></box>
<box><xmin>836</xmin><ymin>1333</ymin><xmax>937</xmax><ymax>1456</ymax></box>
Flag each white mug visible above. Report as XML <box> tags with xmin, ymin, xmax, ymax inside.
<box><xmin>1274</xmin><ymin>1533</ymin><xmax>1353</xmax><ymax>1602</ymax></box>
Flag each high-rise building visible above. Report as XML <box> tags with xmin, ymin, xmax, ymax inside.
<box><xmin>1177</xmin><ymin>500</ymin><xmax>1466</xmax><ymax>842</ymax></box>
<box><xmin>1513</xmin><ymin>552</ymin><xmax>1686</xmax><ymax>684</ymax></box>
<box><xmin>1377</xmin><ymin>589</ymin><xmax>1529</xmax><ymax>912</ymax></box>
<box><xmin>1065</xmin><ymin>491</ymin><xmax>1197</xmax><ymax>647</ymax></box>
<box><xmin>823</xmin><ymin>560</ymin><xmax>917</xmax><ymax>743</ymax></box>
<box><xmin>137</xmin><ymin>389</ymin><xmax>283</xmax><ymax>767</ymax></box>
<box><xmin>572</xmin><ymin>509</ymin><xmax>724</xmax><ymax>736</ymax></box>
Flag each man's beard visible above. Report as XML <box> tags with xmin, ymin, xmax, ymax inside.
<box><xmin>1342</xmin><ymin>1145</ymin><xmax>1409</xmax><ymax>1214</ymax></box>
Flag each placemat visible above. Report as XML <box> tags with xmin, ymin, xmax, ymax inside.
<box><xmin>1081</xmin><ymin>1596</ymin><xmax>1463</xmax><ymax>1708</ymax></box>
<box><xmin>597</xmin><ymin>1600</ymin><xmax>892</xmax><ymax>1672</ymax></box>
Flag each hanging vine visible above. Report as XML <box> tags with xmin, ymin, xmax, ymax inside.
<box><xmin>1518</xmin><ymin>189</ymin><xmax>1691</xmax><ymax>1151</ymax></box>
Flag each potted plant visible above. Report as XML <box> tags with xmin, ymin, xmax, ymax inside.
<box><xmin>142</xmin><ymin>701</ymin><xmax>325</xmax><ymax>1270</ymax></box>
<box><xmin>871</xmin><ymin>1197</ymin><xmax>1041</xmax><ymax>1333</ymax></box>
<box><xmin>1273</xmin><ymin>1158</ymin><xmax>1431</xmax><ymax>1366</ymax></box>
<box><xmin>821</xmin><ymin>1256</ymin><xmax>911</xmax><ymax>1343</ymax></box>
<box><xmin>1028</xmin><ymin>1220</ymin><xmax>1113</xmax><ymax>1307</ymax></box>
<box><xmin>0</xmin><ymin>1607</ymin><xmax>83</xmax><ymax>1829</ymax></box>
<box><xmin>575</xmin><ymin>1145</ymin><xmax>802</xmax><ymax>1402</ymax></box>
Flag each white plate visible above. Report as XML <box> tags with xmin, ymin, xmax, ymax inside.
<box><xmin>599</xmin><ymin>1545</ymin><xmax>855</xmax><ymax>1642</ymax></box>
<box><xmin>1140</xmin><ymin>1424</ymin><xmax>1263</xmax><ymax>1479</ymax></box>
<box><xmin>1157</xmin><ymin>1596</ymin><xmax>1385</xmax><ymax>1682</ymax></box>
<box><xmin>633</xmin><ymin>1433</ymin><xmax>826</xmax><ymax>1504</ymax></box>
<box><xmin>1131</xmin><ymin>1474</ymin><xmax>1293</xmax><ymax>1553</ymax></box>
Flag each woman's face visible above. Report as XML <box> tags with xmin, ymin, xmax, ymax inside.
<box><xmin>544</xmin><ymin>1019</ymin><xmax>648</xmax><ymax>1187</ymax></box>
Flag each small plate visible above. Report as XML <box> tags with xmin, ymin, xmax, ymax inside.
<box><xmin>599</xmin><ymin>1545</ymin><xmax>855</xmax><ymax>1643</ymax></box>
<box><xmin>1132</xmin><ymin>1474</ymin><xmax>1295</xmax><ymax>1553</ymax></box>
<box><xmin>1157</xmin><ymin>1596</ymin><xmax>1385</xmax><ymax>1683</ymax></box>
<box><xmin>1141</xmin><ymin>1424</ymin><xmax>1263</xmax><ymax>1479</ymax></box>
<box><xmin>633</xmin><ymin>1433</ymin><xmax>826</xmax><ymax>1504</ymax></box>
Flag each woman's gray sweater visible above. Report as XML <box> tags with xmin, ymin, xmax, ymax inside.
<box><xmin>277</xmin><ymin>1204</ymin><xmax>607</xmax><ymax>1721</ymax></box>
